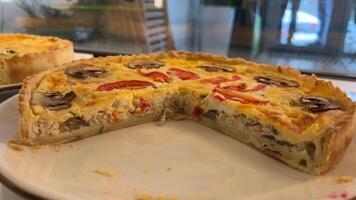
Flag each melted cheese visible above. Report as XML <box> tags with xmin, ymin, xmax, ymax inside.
<box><xmin>30</xmin><ymin>55</ymin><xmax>348</xmax><ymax>141</ymax></box>
<box><xmin>0</xmin><ymin>34</ymin><xmax>67</xmax><ymax>58</ymax></box>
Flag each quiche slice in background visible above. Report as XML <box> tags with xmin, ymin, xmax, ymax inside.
<box><xmin>0</xmin><ymin>33</ymin><xmax>74</xmax><ymax>85</ymax></box>
<box><xmin>17</xmin><ymin>51</ymin><xmax>356</xmax><ymax>175</ymax></box>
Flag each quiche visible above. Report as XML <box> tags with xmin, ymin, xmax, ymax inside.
<box><xmin>17</xmin><ymin>51</ymin><xmax>356</xmax><ymax>175</ymax></box>
<box><xmin>0</xmin><ymin>33</ymin><xmax>74</xmax><ymax>84</ymax></box>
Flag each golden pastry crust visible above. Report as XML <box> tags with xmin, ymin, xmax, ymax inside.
<box><xmin>17</xmin><ymin>51</ymin><xmax>356</xmax><ymax>175</ymax></box>
<box><xmin>314</xmin><ymin>106</ymin><xmax>356</xmax><ymax>175</ymax></box>
<box><xmin>0</xmin><ymin>33</ymin><xmax>74</xmax><ymax>84</ymax></box>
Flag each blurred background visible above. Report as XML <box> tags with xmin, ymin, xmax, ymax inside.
<box><xmin>0</xmin><ymin>0</ymin><xmax>355</xmax><ymax>78</ymax></box>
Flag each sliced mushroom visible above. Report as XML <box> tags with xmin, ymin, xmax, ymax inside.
<box><xmin>299</xmin><ymin>159</ymin><xmax>307</xmax><ymax>167</ymax></box>
<box><xmin>42</xmin><ymin>91</ymin><xmax>77</xmax><ymax>111</ymax></box>
<box><xmin>198</xmin><ymin>65</ymin><xmax>236</xmax><ymax>73</ymax></box>
<box><xmin>299</xmin><ymin>96</ymin><xmax>341</xmax><ymax>113</ymax></box>
<box><xmin>254</xmin><ymin>76</ymin><xmax>299</xmax><ymax>87</ymax></box>
<box><xmin>59</xmin><ymin>117</ymin><xmax>89</xmax><ymax>132</ymax></box>
<box><xmin>202</xmin><ymin>109</ymin><xmax>219</xmax><ymax>120</ymax></box>
<box><xmin>262</xmin><ymin>135</ymin><xmax>293</xmax><ymax>147</ymax></box>
<box><xmin>66</xmin><ymin>65</ymin><xmax>107</xmax><ymax>79</ymax></box>
<box><xmin>6</xmin><ymin>49</ymin><xmax>16</xmax><ymax>54</ymax></box>
<box><xmin>169</xmin><ymin>99</ymin><xmax>185</xmax><ymax>114</ymax></box>
<box><xmin>127</xmin><ymin>61</ymin><xmax>164</xmax><ymax>69</ymax></box>
<box><xmin>304</xmin><ymin>141</ymin><xmax>316</xmax><ymax>160</ymax></box>
<box><xmin>245</xmin><ymin>118</ymin><xmax>262</xmax><ymax>127</ymax></box>
<box><xmin>0</xmin><ymin>49</ymin><xmax>16</xmax><ymax>56</ymax></box>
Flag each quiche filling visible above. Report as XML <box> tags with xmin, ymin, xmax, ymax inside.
<box><xmin>18</xmin><ymin>52</ymin><xmax>355</xmax><ymax>175</ymax></box>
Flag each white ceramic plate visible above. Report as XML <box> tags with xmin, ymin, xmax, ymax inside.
<box><xmin>0</xmin><ymin>96</ymin><xmax>356</xmax><ymax>200</ymax></box>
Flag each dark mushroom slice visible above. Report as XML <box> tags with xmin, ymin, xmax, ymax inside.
<box><xmin>66</xmin><ymin>65</ymin><xmax>107</xmax><ymax>79</ymax></box>
<box><xmin>299</xmin><ymin>96</ymin><xmax>341</xmax><ymax>113</ymax></box>
<box><xmin>169</xmin><ymin>99</ymin><xmax>185</xmax><ymax>114</ymax></box>
<box><xmin>0</xmin><ymin>49</ymin><xmax>16</xmax><ymax>56</ymax></box>
<box><xmin>127</xmin><ymin>61</ymin><xmax>165</xmax><ymax>69</ymax></box>
<box><xmin>42</xmin><ymin>91</ymin><xmax>77</xmax><ymax>111</ymax></box>
<box><xmin>202</xmin><ymin>109</ymin><xmax>219</xmax><ymax>120</ymax></box>
<box><xmin>262</xmin><ymin>135</ymin><xmax>293</xmax><ymax>148</ymax></box>
<box><xmin>304</xmin><ymin>141</ymin><xmax>316</xmax><ymax>160</ymax></box>
<box><xmin>59</xmin><ymin>117</ymin><xmax>89</xmax><ymax>132</ymax></box>
<box><xmin>299</xmin><ymin>159</ymin><xmax>307</xmax><ymax>167</ymax></box>
<box><xmin>6</xmin><ymin>49</ymin><xmax>16</xmax><ymax>54</ymax></box>
<box><xmin>198</xmin><ymin>65</ymin><xmax>236</xmax><ymax>73</ymax></box>
<box><xmin>254</xmin><ymin>76</ymin><xmax>299</xmax><ymax>87</ymax></box>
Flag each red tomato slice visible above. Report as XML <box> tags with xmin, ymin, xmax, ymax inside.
<box><xmin>167</xmin><ymin>68</ymin><xmax>199</xmax><ymax>80</ymax></box>
<box><xmin>192</xmin><ymin>106</ymin><xmax>204</xmax><ymax>118</ymax></box>
<box><xmin>139</xmin><ymin>97</ymin><xmax>150</xmax><ymax>112</ymax></box>
<box><xmin>200</xmin><ymin>77</ymin><xmax>230</xmax><ymax>84</ymax></box>
<box><xmin>213</xmin><ymin>87</ymin><xmax>269</xmax><ymax>104</ymax></box>
<box><xmin>245</xmin><ymin>84</ymin><xmax>267</xmax><ymax>92</ymax></box>
<box><xmin>112</xmin><ymin>112</ymin><xmax>120</xmax><ymax>122</ymax></box>
<box><xmin>200</xmin><ymin>75</ymin><xmax>241</xmax><ymax>84</ymax></box>
<box><xmin>97</xmin><ymin>80</ymin><xmax>156</xmax><ymax>91</ymax></box>
<box><xmin>137</xmin><ymin>69</ymin><xmax>172</xmax><ymax>83</ymax></box>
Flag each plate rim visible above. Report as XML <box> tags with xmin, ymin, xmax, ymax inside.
<box><xmin>0</xmin><ymin>96</ymin><xmax>78</xmax><ymax>200</ymax></box>
<box><xmin>0</xmin><ymin>96</ymin><xmax>42</xmax><ymax>199</ymax></box>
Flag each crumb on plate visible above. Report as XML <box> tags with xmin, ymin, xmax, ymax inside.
<box><xmin>30</xmin><ymin>145</ymin><xmax>48</xmax><ymax>153</ymax></box>
<box><xmin>7</xmin><ymin>140</ymin><xmax>23</xmax><ymax>151</ymax></box>
<box><xmin>94</xmin><ymin>167</ymin><xmax>118</xmax><ymax>177</ymax></box>
<box><xmin>335</xmin><ymin>176</ymin><xmax>353</xmax><ymax>184</ymax></box>
<box><xmin>136</xmin><ymin>192</ymin><xmax>179</xmax><ymax>200</ymax></box>
<box><xmin>51</xmin><ymin>144</ymin><xmax>62</xmax><ymax>152</ymax></box>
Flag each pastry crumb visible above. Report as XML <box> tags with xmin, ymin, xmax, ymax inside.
<box><xmin>136</xmin><ymin>192</ymin><xmax>179</xmax><ymax>200</ymax></box>
<box><xmin>318</xmin><ymin>176</ymin><xmax>329</xmax><ymax>185</ymax></box>
<box><xmin>136</xmin><ymin>193</ymin><xmax>154</xmax><ymax>200</ymax></box>
<box><xmin>30</xmin><ymin>145</ymin><xmax>48</xmax><ymax>153</ymax></box>
<box><xmin>166</xmin><ymin>167</ymin><xmax>171</xmax><ymax>171</ymax></box>
<box><xmin>68</xmin><ymin>143</ymin><xmax>75</xmax><ymax>149</ymax></box>
<box><xmin>335</xmin><ymin>176</ymin><xmax>353</xmax><ymax>184</ymax></box>
<box><xmin>94</xmin><ymin>167</ymin><xmax>118</xmax><ymax>177</ymax></box>
<box><xmin>31</xmin><ymin>148</ymin><xmax>39</xmax><ymax>153</ymax></box>
<box><xmin>51</xmin><ymin>144</ymin><xmax>62</xmax><ymax>152</ymax></box>
<box><xmin>8</xmin><ymin>140</ymin><xmax>23</xmax><ymax>151</ymax></box>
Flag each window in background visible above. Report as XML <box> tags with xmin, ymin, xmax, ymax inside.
<box><xmin>0</xmin><ymin>0</ymin><xmax>174</xmax><ymax>54</ymax></box>
<box><xmin>344</xmin><ymin>3</ymin><xmax>356</xmax><ymax>54</ymax></box>
<box><xmin>227</xmin><ymin>0</ymin><xmax>356</xmax><ymax>78</ymax></box>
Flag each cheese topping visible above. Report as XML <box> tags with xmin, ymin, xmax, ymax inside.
<box><xmin>0</xmin><ymin>34</ymin><xmax>68</xmax><ymax>58</ymax></box>
<box><xmin>29</xmin><ymin>54</ymin><xmax>350</xmax><ymax>142</ymax></box>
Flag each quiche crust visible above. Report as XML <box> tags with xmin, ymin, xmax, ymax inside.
<box><xmin>0</xmin><ymin>33</ymin><xmax>74</xmax><ymax>84</ymax></box>
<box><xmin>17</xmin><ymin>51</ymin><xmax>356</xmax><ymax>175</ymax></box>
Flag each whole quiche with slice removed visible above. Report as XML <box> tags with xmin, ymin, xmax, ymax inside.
<box><xmin>0</xmin><ymin>34</ymin><xmax>74</xmax><ymax>84</ymax></box>
<box><xmin>17</xmin><ymin>51</ymin><xmax>356</xmax><ymax>175</ymax></box>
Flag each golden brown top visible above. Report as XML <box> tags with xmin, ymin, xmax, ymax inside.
<box><xmin>25</xmin><ymin>51</ymin><xmax>354</xmax><ymax>142</ymax></box>
<box><xmin>0</xmin><ymin>33</ymin><xmax>72</xmax><ymax>59</ymax></box>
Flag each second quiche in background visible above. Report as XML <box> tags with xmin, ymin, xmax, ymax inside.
<box><xmin>0</xmin><ymin>33</ymin><xmax>74</xmax><ymax>85</ymax></box>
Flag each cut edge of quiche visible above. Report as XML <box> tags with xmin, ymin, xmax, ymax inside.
<box><xmin>0</xmin><ymin>33</ymin><xmax>74</xmax><ymax>84</ymax></box>
<box><xmin>17</xmin><ymin>51</ymin><xmax>356</xmax><ymax>175</ymax></box>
